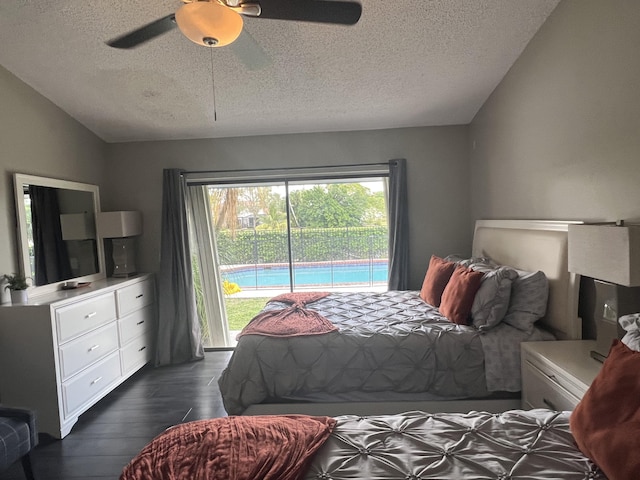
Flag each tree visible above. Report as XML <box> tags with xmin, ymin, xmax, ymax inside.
<box><xmin>208</xmin><ymin>187</ymin><xmax>238</xmax><ymax>233</ymax></box>
<box><xmin>256</xmin><ymin>196</ymin><xmax>287</xmax><ymax>230</ymax></box>
<box><xmin>363</xmin><ymin>190</ymin><xmax>387</xmax><ymax>226</ymax></box>
<box><xmin>240</xmin><ymin>187</ymin><xmax>273</xmax><ymax>228</ymax></box>
<box><xmin>289</xmin><ymin>183</ymin><xmax>371</xmax><ymax>228</ymax></box>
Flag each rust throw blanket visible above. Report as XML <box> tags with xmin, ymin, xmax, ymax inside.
<box><xmin>120</xmin><ymin>415</ymin><xmax>336</xmax><ymax>480</ymax></box>
<box><xmin>237</xmin><ymin>292</ymin><xmax>337</xmax><ymax>339</ymax></box>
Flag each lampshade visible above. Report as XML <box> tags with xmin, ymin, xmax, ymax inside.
<box><xmin>175</xmin><ymin>2</ymin><xmax>243</xmax><ymax>47</ymax></box>
<box><xmin>97</xmin><ymin>211</ymin><xmax>142</xmax><ymax>239</ymax></box>
<box><xmin>60</xmin><ymin>213</ymin><xmax>95</xmax><ymax>240</ymax></box>
<box><xmin>568</xmin><ymin>224</ymin><xmax>640</xmax><ymax>286</ymax></box>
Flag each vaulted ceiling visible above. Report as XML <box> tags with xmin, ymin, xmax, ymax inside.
<box><xmin>0</xmin><ymin>1</ymin><xmax>559</xmax><ymax>143</ymax></box>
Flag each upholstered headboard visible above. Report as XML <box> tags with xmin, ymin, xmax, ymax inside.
<box><xmin>472</xmin><ymin>220</ymin><xmax>583</xmax><ymax>340</ymax></box>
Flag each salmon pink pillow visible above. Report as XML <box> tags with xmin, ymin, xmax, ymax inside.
<box><xmin>570</xmin><ymin>340</ymin><xmax>640</xmax><ymax>480</ymax></box>
<box><xmin>419</xmin><ymin>255</ymin><xmax>456</xmax><ymax>306</ymax></box>
<box><xmin>439</xmin><ymin>265</ymin><xmax>484</xmax><ymax>325</ymax></box>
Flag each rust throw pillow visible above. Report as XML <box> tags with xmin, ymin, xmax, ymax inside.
<box><xmin>419</xmin><ymin>255</ymin><xmax>456</xmax><ymax>306</ymax></box>
<box><xmin>570</xmin><ymin>340</ymin><xmax>640</xmax><ymax>480</ymax></box>
<box><xmin>120</xmin><ymin>415</ymin><xmax>336</xmax><ymax>480</ymax></box>
<box><xmin>438</xmin><ymin>265</ymin><xmax>484</xmax><ymax>325</ymax></box>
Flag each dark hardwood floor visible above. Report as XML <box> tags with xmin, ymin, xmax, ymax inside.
<box><xmin>2</xmin><ymin>351</ymin><xmax>233</xmax><ymax>480</ymax></box>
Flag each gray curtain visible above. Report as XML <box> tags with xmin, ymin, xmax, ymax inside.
<box><xmin>155</xmin><ymin>169</ymin><xmax>204</xmax><ymax>366</ymax></box>
<box><xmin>387</xmin><ymin>158</ymin><xmax>409</xmax><ymax>290</ymax></box>
<box><xmin>29</xmin><ymin>185</ymin><xmax>72</xmax><ymax>285</ymax></box>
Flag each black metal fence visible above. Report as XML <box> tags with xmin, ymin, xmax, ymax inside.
<box><xmin>216</xmin><ymin>226</ymin><xmax>388</xmax><ymax>265</ymax></box>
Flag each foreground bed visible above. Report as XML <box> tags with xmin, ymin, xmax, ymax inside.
<box><xmin>120</xmin><ymin>409</ymin><xmax>603</xmax><ymax>479</ymax></box>
<box><xmin>218</xmin><ymin>220</ymin><xmax>583</xmax><ymax>415</ymax></box>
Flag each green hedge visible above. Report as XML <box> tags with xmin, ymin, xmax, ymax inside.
<box><xmin>216</xmin><ymin>226</ymin><xmax>388</xmax><ymax>265</ymax></box>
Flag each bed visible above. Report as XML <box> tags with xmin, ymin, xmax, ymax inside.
<box><xmin>122</xmin><ymin>329</ymin><xmax>640</xmax><ymax>480</ymax></box>
<box><xmin>120</xmin><ymin>409</ymin><xmax>603</xmax><ymax>480</ymax></box>
<box><xmin>218</xmin><ymin>220</ymin><xmax>583</xmax><ymax>416</ymax></box>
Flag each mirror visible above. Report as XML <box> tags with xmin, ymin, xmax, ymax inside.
<box><xmin>13</xmin><ymin>173</ymin><xmax>106</xmax><ymax>296</ymax></box>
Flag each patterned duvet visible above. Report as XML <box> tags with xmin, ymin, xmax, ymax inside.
<box><xmin>304</xmin><ymin>409</ymin><xmax>604</xmax><ymax>479</ymax></box>
<box><xmin>218</xmin><ymin>291</ymin><xmax>552</xmax><ymax>415</ymax></box>
<box><xmin>120</xmin><ymin>410</ymin><xmax>603</xmax><ymax>479</ymax></box>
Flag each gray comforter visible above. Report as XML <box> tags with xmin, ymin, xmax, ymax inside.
<box><xmin>304</xmin><ymin>409</ymin><xmax>604</xmax><ymax>479</ymax></box>
<box><xmin>220</xmin><ymin>291</ymin><xmax>507</xmax><ymax>414</ymax></box>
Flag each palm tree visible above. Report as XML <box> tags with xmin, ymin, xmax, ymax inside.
<box><xmin>208</xmin><ymin>187</ymin><xmax>239</xmax><ymax>235</ymax></box>
<box><xmin>257</xmin><ymin>201</ymin><xmax>287</xmax><ymax>230</ymax></box>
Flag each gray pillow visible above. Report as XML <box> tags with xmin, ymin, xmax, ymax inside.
<box><xmin>502</xmin><ymin>270</ymin><xmax>549</xmax><ymax>333</ymax></box>
<box><xmin>468</xmin><ymin>263</ymin><xmax>518</xmax><ymax>330</ymax></box>
<box><xmin>444</xmin><ymin>254</ymin><xmax>494</xmax><ymax>268</ymax></box>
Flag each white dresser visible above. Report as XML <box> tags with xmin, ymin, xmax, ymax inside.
<box><xmin>0</xmin><ymin>274</ymin><xmax>156</xmax><ymax>438</ymax></box>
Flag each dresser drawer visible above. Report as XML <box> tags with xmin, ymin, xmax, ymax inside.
<box><xmin>62</xmin><ymin>351</ymin><xmax>121</xmax><ymax>417</ymax></box>
<box><xmin>121</xmin><ymin>332</ymin><xmax>153</xmax><ymax>374</ymax></box>
<box><xmin>522</xmin><ymin>359</ymin><xmax>581</xmax><ymax>411</ymax></box>
<box><xmin>56</xmin><ymin>293</ymin><xmax>117</xmax><ymax>343</ymax></box>
<box><xmin>118</xmin><ymin>305</ymin><xmax>153</xmax><ymax>345</ymax></box>
<box><xmin>523</xmin><ymin>349</ymin><xmax>588</xmax><ymax>400</ymax></box>
<box><xmin>116</xmin><ymin>279</ymin><xmax>155</xmax><ymax>317</ymax></box>
<box><xmin>58</xmin><ymin>323</ymin><xmax>119</xmax><ymax>381</ymax></box>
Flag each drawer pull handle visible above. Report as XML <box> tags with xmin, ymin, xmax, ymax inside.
<box><xmin>136</xmin><ymin>294</ymin><xmax>144</xmax><ymax>299</ymax></box>
<box><xmin>543</xmin><ymin>398</ymin><xmax>558</xmax><ymax>411</ymax></box>
<box><xmin>136</xmin><ymin>320</ymin><xmax>145</xmax><ymax>325</ymax></box>
<box><xmin>88</xmin><ymin>344</ymin><xmax>100</xmax><ymax>352</ymax></box>
<box><xmin>85</xmin><ymin>312</ymin><xmax>97</xmax><ymax>319</ymax></box>
<box><xmin>91</xmin><ymin>376</ymin><xmax>103</xmax><ymax>385</ymax></box>
<box><xmin>138</xmin><ymin>346</ymin><xmax>147</xmax><ymax>352</ymax></box>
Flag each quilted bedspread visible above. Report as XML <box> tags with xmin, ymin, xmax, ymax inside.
<box><xmin>304</xmin><ymin>409</ymin><xmax>605</xmax><ymax>479</ymax></box>
<box><xmin>220</xmin><ymin>291</ymin><xmax>496</xmax><ymax>415</ymax></box>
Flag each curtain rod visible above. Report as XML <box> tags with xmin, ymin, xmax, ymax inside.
<box><xmin>180</xmin><ymin>161</ymin><xmax>392</xmax><ymax>177</ymax></box>
<box><xmin>182</xmin><ymin>162</ymin><xmax>396</xmax><ymax>186</ymax></box>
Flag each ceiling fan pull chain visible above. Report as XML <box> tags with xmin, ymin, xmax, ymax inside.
<box><xmin>210</xmin><ymin>48</ymin><xmax>218</xmax><ymax>122</ymax></box>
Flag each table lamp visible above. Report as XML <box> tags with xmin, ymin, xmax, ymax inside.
<box><xmin>97</xmin><ymin>211</ymin><xmax>142</xmax><ymax>277</ymax></box>
<box><xmin>568</xmin><ymin>221</ymin><xmax>640</xmax><ymax>361</ymax></box>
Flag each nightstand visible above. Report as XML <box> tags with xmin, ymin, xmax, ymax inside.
<box><xmin>521</xmin><ymin>340</ymin><xmax>602</xmax><ymax>411</ymax></box>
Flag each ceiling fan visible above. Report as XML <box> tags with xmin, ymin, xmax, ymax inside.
<box><xmin>107</xmin><ymin>0</ymin><xmax>363</xmax><ymax>49</ymax></box>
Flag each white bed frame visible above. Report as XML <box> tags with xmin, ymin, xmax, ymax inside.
<box><xmin>243</xmin><ymin>219</ymin><xmax>583</xmax><ymax>416</ymax></box>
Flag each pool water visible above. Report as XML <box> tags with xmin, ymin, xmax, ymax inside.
<box><xmin>223</xmin><ymin>262</ymin><xmax>388</xmax><ymax>289</ymax></box>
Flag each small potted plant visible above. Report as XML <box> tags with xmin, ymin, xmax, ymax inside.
<box><xmin>2</xmin><ymin>273</ymin><xmax>31</xmax><ymax>304</ymax></box>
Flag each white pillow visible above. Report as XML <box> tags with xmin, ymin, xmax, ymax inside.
<box><xmin>619</xmin><ymin>313</ymin><xmax>640</xmax><ymax>352</ymax></box>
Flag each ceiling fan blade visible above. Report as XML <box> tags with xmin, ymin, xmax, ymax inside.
<box><xmin>106</xmin><ymin>14</ymin><xmax>177</xmax><ymax>49</ymax></box>
<box><xmin>230</xmin><ymin>29</ymin><xmax>272</xmax><ymax>71</ymax></box>
<box><xmin>256</xmin><ymin>0</ymin><xmax>362</xmax><ymax>25</ymax></box>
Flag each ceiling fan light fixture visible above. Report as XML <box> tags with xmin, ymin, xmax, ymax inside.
<box><xmin>175</xmin><ymin>2</ymin><xmax>243</xmax><ymax>48</ymax></box>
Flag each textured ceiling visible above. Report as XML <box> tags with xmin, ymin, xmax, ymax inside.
<box><xmin>0</xmin><ymin>0</ymin><xmax>559</xmax><ymax>143</ymax></box>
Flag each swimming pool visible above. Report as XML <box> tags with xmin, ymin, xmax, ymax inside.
<box><xmin>222</xmin><ymin>261</ymin><xmax>388</xmax><ymax>289</ymax></box>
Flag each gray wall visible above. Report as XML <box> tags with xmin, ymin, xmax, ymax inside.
<box><xmin>470</xmin><ymin>0</ymin><xmax>640</xmax><ymax>222</ymax></box>
<box><xmin>469</xmin><ymin>0</ymin><xmax>640</xmax><ymax>338</ymax></box>
<box><xmin>103</xmin><ymin>127</ymin><xmax>471</xmax><ymax>290</ymax></box>
<box><xmin>0</xmin><ymin>65</ymin><xmax>106</xmax><ymax>303</ymax></box>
